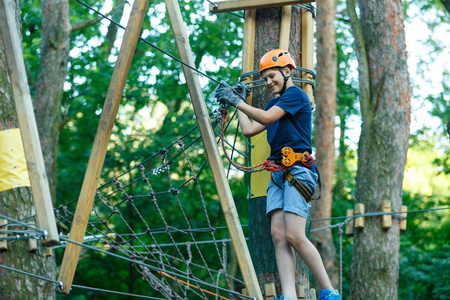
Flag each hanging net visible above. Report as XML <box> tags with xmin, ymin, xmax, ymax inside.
<box><xmin>54</xmin><ymin>110</ymin><xmax>252</xmax><ymax>300</ymax></box>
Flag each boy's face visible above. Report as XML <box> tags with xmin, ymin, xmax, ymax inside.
<box><xmin>261</xmin><ymin>67</ymin><xmax>291</xmax><ymax>95</ymax></box>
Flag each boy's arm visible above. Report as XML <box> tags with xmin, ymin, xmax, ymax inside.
<box><xmin>237</xmin><ymin>109</ymin><xmax>266</xmax><ymax>137</ymax></box>
<box><xmin>215</xmin><ymin>81</ymin><xmax>286</xmax><ymax>136</ymax></box>
<box><xmin>236</xmin><ymin>102</ymin><xmax>286</xmax><ymax>137</ymax></box>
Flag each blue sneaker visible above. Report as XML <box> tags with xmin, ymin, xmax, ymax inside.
<box><xmin>274</xmin><ymin>296</ymin><xmax>296</xmax><ymax>300</ymax></box>
<box><xmin>318</xmin><ymin>289</ymin><xmax>342</xmax><ymax>300</ymax></box>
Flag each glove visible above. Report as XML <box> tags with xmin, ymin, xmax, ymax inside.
<box><xmin>215</xmin><ymin>81</ymin><xmax>250</xmax><ymax>108</ymax></box>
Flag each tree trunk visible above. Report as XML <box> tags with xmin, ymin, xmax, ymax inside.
<box><xmin>311</xmin><ymin>0</ymin><xmax>339</xmax><ymax>291</ymax></box>
<box><xmin>0</xmin><ymin>2</ymin><xmax>56</xmax><ymax>297</ymax></box>
<box><xmin>249</xmin><ymin>5</ymin><xmax>311</xmax><ymax>297</ymax></box>
<box><xmin>346</xmin><ymin>0</ymin><xmax>410</xmax><ymax>299</ymax></box>
<box><xmin>440</xmin><ymin>0</ymin><xmax>450</xmax><ymax>14</ymax></box>
<box><xmin>34</xmin><ymin>0</ymin><xmax>71</xmax><ymax>201</ymax></box>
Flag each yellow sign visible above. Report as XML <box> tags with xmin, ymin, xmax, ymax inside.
<box><xmin>250</xmin><ymin>131</ymin><xmax>271</xmax><ymax>198</ymax></box>
<box><xmin>0</xmin><ymin>128</ymin><xmax>30</xmax><ymax>192</ymax></box>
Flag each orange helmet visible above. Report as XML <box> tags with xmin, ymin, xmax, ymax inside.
<box><xmin>259</xmin><ymin>49</ymin><xmax>296</xmax><ymax>74</ymax></box>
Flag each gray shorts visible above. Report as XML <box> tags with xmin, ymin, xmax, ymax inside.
<box><xmin>266</xmin><ymin>165</ymin><xmax>318</xmax><ymax>218</ymax></box>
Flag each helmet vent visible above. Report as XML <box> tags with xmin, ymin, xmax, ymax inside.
<box><xmin>259</xmin><ymin>49</ymin><xmax>297</xmax><ymax>74</ymax></box>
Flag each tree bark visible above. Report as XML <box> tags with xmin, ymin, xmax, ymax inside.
<box><xmin>0</xmin><ymin>2</ymin><xmax>56</xmax><ymax>298</ymax></box>
<box><xmin>346</xmin><ymin>0</ymin><xmax>411</xmax><ymax>299</ymax></box>
<box><xmin>250</xmin><ymin>5</ymin><xmax>311</xmax><ymax>297</ymax></box>
<box><xmin>311</xmin><ymin>0</ymin><xmax>339</xmax><ymax>290</ymax></box>
<box><xmin>34</xmin><ymin>0</ymin><xmax>71</xmax><ymax>201</ymax></box>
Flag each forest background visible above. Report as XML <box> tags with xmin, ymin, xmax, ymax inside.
<box><xmin>0</xmin><ymin>0</ymin><xmax>449</xmax><ymax>299</ymax></box>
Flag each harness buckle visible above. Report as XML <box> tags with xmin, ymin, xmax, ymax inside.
<box><xmin>288</xmin><ymin>176</ymin><xmax>296</xmax><ymax>186</ymax></box>
<box><xmin>281</xmin><ymin>147</ymin><xmax>314</xmax><ymax>167</ymax></box>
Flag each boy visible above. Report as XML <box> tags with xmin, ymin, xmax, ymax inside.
<box><xmin>215</xmin><ymin>49</ymin><xmax>341</xmax><ymax>300</ymax></box>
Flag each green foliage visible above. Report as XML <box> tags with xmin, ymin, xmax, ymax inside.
<box><xmin>396</xmin><ymin>131</ymin><xmax>450</xmax><ymax>299</ymax></box>
<box><xmin>17</xmin><ymin>0</ymin><xmax>247</xmax><ymax>298</ymax></box>
<box><xmin>16</xmin><ymin>0</ymin><xmax>449</xmax><ymax>298</ymax></box>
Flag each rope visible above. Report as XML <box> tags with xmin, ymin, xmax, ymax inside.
<box><xmin>52</xmin><ymin>115</ymin><xmax>249</xmax><ymax>298</ymax></box>
<box><xmin>206</xmin><ymin>0</ymin><xmax>244</xmax><ymax>19</ymax></box>
<box><xmin>59</xmin><ymin>237</ymin><xmax>253</xmax><ymax>299</ymax></box>
<box><xmin>296</xmin><ymin>3</ymin><xmax>316</xmax><ymax>18</ymax></box>
<box><xmin>0</xmin><ymin>264</ymin><xmax>167</xmax><ymax>299</ymax></box>
<box><xmin>73</xmin><ymin>0</ymin><xmax>221</xmax><ymax>84</ymax></box>
<box><xmin>71</xmin><ymin>284</ymin><xmax>167</xmax><ymax>299</ymax></box>
<box><xmin>0</xmin><ymin>213</ymin><xmax>44</xmax><ymax>233</ymax></box>
<box><xmin>219</xmin><ymin>106</ymin><xmax>285</xmax><ymax>173</ymax></box>
<box><xmin>311</xmin><ymin>206</ymin><xmax>450</xmax><ymax>223</ymax></box>
<box><xmin>0</xmin><ymin>264</ymin><xmax>62</xmax><ymax>288</ymax></box>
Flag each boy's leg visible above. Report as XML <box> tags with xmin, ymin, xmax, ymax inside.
<box><xmin>284</xmin><ymin>212</ymin><xmax>333</xmax><ymax>291</ymax></box>
<box><xmin>271</xmin><ymin>209</ymin><xmax>297</xmax><ymax>298</ymax></box>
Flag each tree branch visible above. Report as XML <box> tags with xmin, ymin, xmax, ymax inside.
<box><xmin>71</xmin><ymin>0</ymin><xmax>128</xmax><ymax>32</ymax></box>
<box><xmin>346</xmin><ymin>0</ymin><xmax>372</xmax><ymax>121</ymax></box>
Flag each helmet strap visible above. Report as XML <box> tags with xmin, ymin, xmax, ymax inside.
<box><xmin>278</xmin><ymin>67</ymin><xmax>291</xmax><ymax>95</ymax></box>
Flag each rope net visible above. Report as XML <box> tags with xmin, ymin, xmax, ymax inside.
<box><xmin>54</xmin><ymin>112</ymin><xmax>251</xmax><ymax>300</ymax></box>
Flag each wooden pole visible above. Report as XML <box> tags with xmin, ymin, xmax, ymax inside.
<box><xmin>164</xmin><ymin>1</ymin><xmax>263</xmax><ymax>298</ymax></box>
<box><xmin>209</xmin><ymin>0</ymin><xmax>315</xmax><ymax>13</ymax></box>
<box><xmin>279</xmin><ymin>6</ymin><xmax>292</xmax><ymax>50</ymax></box>
<box><xmin>301</xmin><ymin>6</ymin><xmax>315</xmax><ymax>106</ymax></box>
<box><xmin>0</xmin><ymin>0</ymin><xmax>59</xmax><ymax>246</ymax></box>
<box><xmin>243</xmin><ymin>9</ymin><xmax>272</xmax><ymax>200</ymax></box>
<box><xmin>56</xmin><ymin>0</ymin><xmax>149</xmax><ymax>293</ymax></box>
<box><xmin>242</xmin><ymin>9</ymin><xmax>256</xmax><ymax>105</ymax></box>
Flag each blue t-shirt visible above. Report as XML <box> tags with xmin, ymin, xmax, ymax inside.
<box><xmin>265</xmin><ymin>86</ymin><xmax>312</xmax><ymax>161</ymax></box>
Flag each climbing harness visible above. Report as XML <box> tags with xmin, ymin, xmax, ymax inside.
<box><xmin>280</xmin><ymin>147</ymin><xmax>317</xmax><ymax>203</ymax></box>
<box><xmin>219</xmin><ymin>106</ymin><xmax>314</xmax><ymax>172</ymax></box>
<box><xmin>283</xmin><ymin>168</ymin><xmax>313</xmax><ymax>203</ymax></box>
<box><xmin>280</xmin><ymin>147</ymin><xmax>314</xmax><ymax>168</ymax></box>
<box><xmin>219</xmin><ymin>99</ymin><xmax>321</xmax><ymax>201</ymax></box>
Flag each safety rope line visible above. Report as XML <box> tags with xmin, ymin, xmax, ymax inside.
<box><xmin>0</xmin><ymin>264</ymin><xmax>167</xmax><ymax>299</ymax></box>
<box><xmin>73</xmin><ymin>0</ymin><xmax>221</xmax><ymax>84</ymax></box>
<box><xmin>311</xmin><ymin>206</ymin><xmax>450</xmax><ymax>223</ymax></box>
<box><xmin>297</xmin><ymin>3</ymin><xmax>316</xmax><ymax>17</ymax></box>
<box><xmin>168</xmin><ymin>138</ymin><xmax>229</xmax><ymax>297</ymax></box>
<box><xmin>219</xmin><ymin>106</ymin><xmax>285</xmax><ymax>173</ymax></box>
<box><xmin>0</xmin><ymin>264</ymin><xmax>62</xmax><ymax>288</ymax></box>
<box><xmin>71</xmin><ymin>284</ymin><xmax>166</xmax><ymax>300</ymax></box>
<box><xmin>206</xmin><ymin>0</ymin><xmax>244</xmax><ymax>19</ymax></box>
<box><xmin>55</xmin><ymin>113</ymin><xmax>223</xmax><ymax>210</ymax></box>
<box><xmin>0</xmin><ymin>213</ymin><xmax>45</xmax><ymax>234</ymax></box>
<box><xmin>4</xmin><ymin>207</ymin><xmax>448</xmax><ymax>244</ymax></box>
<box><xmin>52</xmin><ymin>122</ymin><xmax>245</xmax><ymax>298</ymax></box>
<box><xmin>58</xmin><ymin>237</ymin><xmax>253</xmax><ymax>299</ymax></box>
<box><xmin>105</xmin><ymin>169</ymin><xmax>211</xmax><ymax>298</ymax></box>
<box><xmin>53</xmin><ymin>235</ymin><xmax>243</xmax><ymax>287</ymax></box>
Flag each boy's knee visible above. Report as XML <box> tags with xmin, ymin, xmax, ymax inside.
<box><xmin>286</xmin><ymin>228</ymin><xmax>306</xmax><ymax>246</ymax></box>
<box><xmin>271</xmin><ymin>226</ymin><xmax>286</xmax><ymax>245</ymax></box>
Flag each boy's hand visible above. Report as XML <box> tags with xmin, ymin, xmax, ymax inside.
<box><xmin>215</xmin><ymin>81</ymin><xmax>250</xmax><ymax>108</ymax></box>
